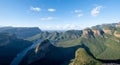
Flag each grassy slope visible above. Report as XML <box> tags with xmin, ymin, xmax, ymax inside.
<box><xmin>55</xmin><ymin>38</ymin><xmax>81</xmax><ymax>47</ymax></box>
<box><xmin>69</xmin><ymin>48</ymin><xmax>102</xmax><ymax>65</ymax></box>
<box><xmin>96</xmin><ymin>34</ymin><xmax>120</xmax><ymax>59</ymax></box>
<box><xmin>55</xmin><ymin>34</ymin><xmax>120</xmax><ymax>60</ymax></box>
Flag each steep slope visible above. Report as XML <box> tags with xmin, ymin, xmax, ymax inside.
<box><xmin>0</xmin><ymin>22</ymin><xmax>119</xmax><ymax>65</ymax></box>
<box><xmin>20</xmin><ymin>39</ymin><xmax>56</xmax><ymax>65</ymax></box>
<box><xmin>56</xmin><ymin>33</ymin><xmax>120</xmax><ymax>60</ymax></box>
<box><xmin>20</xmin><ymin>22</ymin><xmax>120</xmax><ymax>65</ymax></box>
<box><xmin>27</xmin><ymin>30</ymin><xmax>82</xmax><ymax>42</ymax></box>
<box><xmin>20</xmin><ymin>39</ymin><xmax>82</xmax><ymax>65</ymax></box>
<box><xmin>70</xmin><ymin>48</ymin><xmax>102</xmax><ymax>65</ymax></box>
<box><xmin>0</xmin><ymin>33</ymin><xmax>32</xmax><ymax>65</ymax></box>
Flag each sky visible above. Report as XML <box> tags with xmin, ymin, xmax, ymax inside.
<box><xmin>0</xmin><ymin>0</ymin><xmax>120</xmax><ymax>30</ymax></box>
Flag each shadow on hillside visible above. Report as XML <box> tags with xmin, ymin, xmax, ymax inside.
<box><xmin>28</xmin><ymin>43</ymin><xmax>99</xmax><ymax>65</ymax></box>
<box><xmin>82</xmin><ymin>44</ymin><xmax>120</xmax><ymax>64</ymax></box>
<box><xmin>81</xmin><ymin>44</ymin><xmax>120</xmax><ymax>64</ymax></box>
<box><xmin>29</xmin><ymin>44</ymin><xmax>86</xmax><ymax>65</ymax></box>
<box><xmin>27</xmin><ymin>43</ymin><xmax>120</xmax><ymax>65</ymax></box>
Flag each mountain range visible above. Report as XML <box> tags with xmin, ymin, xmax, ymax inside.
<box><xmin>0</xmin><ymin>22</ymin><xmax>120</xmax><ymax>65</ymax></box>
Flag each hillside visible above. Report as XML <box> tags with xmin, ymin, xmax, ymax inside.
<box><xmin>0</xmin><ymin>33</ymin><xmax>32</xmax><ymax>65</ymax></box>
<box><xmin>20</xmin><ymin>22</ymin><xmax>120</xmax><ymax>65</ymax></box>
<box><xmin>20</xmin><ymin>39</ymin><xmax>82</xmax><ymax>65</ymax></box>
<box><xmin>70</xmin><ymin>48</ymin><xmax>102</xmax><ymax>65</ymax></box>
<box><xmin>0</xmin><ymin>27</ymin><xmax>41</xmax><ymax>39</ymax></box>
<box><xmin>1</xmin><ymin>22</ymin><xmax>120</xmax><ymax>65</ymax></box>
<box><xmin>27</xmin><ymin>30</ymin><xmax>82</xmax><ymax>42</ymax></box>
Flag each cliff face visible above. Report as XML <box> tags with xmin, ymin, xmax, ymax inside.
<box><xmin>82</xmin><ymin>30</ymin><xmax>89</xmax><ymax>36</ymax></box>
<box><xmin>35</xmin><ymin>39</ymin><xmax>53</xmax><ymax>54</ymax></box>
<box><xmin>114</xmin><ymin>31</ymin><xmax>120</xmax><ymax>38</ymax></box>
<box><xmin>92</xmin><ymin>29</ymin><xmax>104</xmax><ymax>36</ymax></box>
<box><xmin>103</xmin><ymin>29</ymin><xmax>112</xmax><ymax>34</ymax></box>
<box><xmin>115</xmin><ymin>23</ymin><xmax>120</xmax><ymax>27</ymax></box>
<box><xmin>18</xmin><ymin>22</ymin><xmax>120</xmax><ymax>65</ymax></box>
<box><xmin>82</xmin><ymin>29</ymin><xmax>94</xmax><ymax>38</ymax></box>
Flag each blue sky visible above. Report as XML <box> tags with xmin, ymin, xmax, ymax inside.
<box><xmin>0</xmin><ymin>0</ymin><xmax>120</xmax><ymax>30</ymax></box>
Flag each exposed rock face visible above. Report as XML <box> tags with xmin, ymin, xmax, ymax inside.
<box><xmin>35</xmin><ymin>40</ymin><xmax>52</xmax><ymax>53</ymax></box>
<box><xmin>115</xmin><ymin>23</ymin><xmax>120</xmax><ymax>27</ymax></box>
<box><xmin>92</xmin><ymin>29</ymin><xmax>102</xmax><ymax>35</ymax></box>
<box><xmin>82</xmin><ymin>30</ymin><xmax>89</xmax><ymax>36</ymax></box>
<box><xmin>103</xmin><ymin>29</ymin><xmax>112</xmax><ymax>34</ymax></box>
<box><xmin>114</xmin><ymin>31</ymin><xmax>120</xmax><ymax>38</ymax></box>
<box><xmin>82</xmin><ymin>29</ymin><xmax>93</xmax><ymax>37</ymax></box>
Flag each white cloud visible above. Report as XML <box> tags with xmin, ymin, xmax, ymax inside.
<box><xmin>74</xmin><ymin>10</ymin><xmax>82</xmax><ymax>13</ymax></box>
<box><xmin>40</xmin><ymin>17</ymin><xmax>53</xmax><ymax>21</ymax></box>
<box><xmin>91</xmin><ymin>6</ymin><xmax>102</xmax><ymax>17</ymax></box>
<box><xmin>73</xmin><ymin>9</ymin><xmax>83</xmax><ymax>17</ymax></box>
<box><xmin>48</xmin><ymin>8</ymin><xmax>56</xmax><ymax>12</ymax></box>
<box><xmin>30</xmin><ymin>6</ymin><xmax>41</xmax><ymax>12</ymax></box>
<box><xmin>41</xmin><ymin>24</ymin><xmax>81</xmax><ymax>30</ymax></box>
<box><xmin>77</xmin><ymin>13</ymin><xmax>83</xmax><ymax>17</ymax></box>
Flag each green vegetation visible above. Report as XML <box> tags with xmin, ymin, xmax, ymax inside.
<box><xmin>0</xmin><ymin>27</ymin><xmax>41</xmax><ymax>39</ymax></box>
<box><xmin>116</xmin><ymin>27</ymin><xmax>120</xmax><ymax>34</ymax></box>
<box><xmin>27</xmin><ymin>30</ymin><xmax>82</xmax><ymax>41</ymax></box>
<box><xmin>0</xmin><ymin>33</ymin><xmax>32</xmax><ymax>65</ymax></box>
<box><xmin>70</xmin><ymin>48</ymin><xmax>102</xmax><ymax>65</ymax></box>
<box><xmin>1</xmin><ymin>22</ymin><xmax>120</xmax><ymax>65</ymax></box>
<box><xmin>24</xmin><ymin>23</ymin><xmax>120</xmax><ymax>65</ymax></box>
<box><xmin>55</xmin><ymin>38</ymin><xmax>81</xmax><ymax>47</ymax></box>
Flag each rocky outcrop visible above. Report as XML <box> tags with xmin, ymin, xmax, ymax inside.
<box><xmin>92</xmin><ymin>29</ymin><xmax>103</xmax><ymax>36</ymax></box>
<box><xmin>82</xmin><ymin>28</ymin><xmax>93</xmax><ymax>37</ymax></box>
<box><xmin>114</xmin><ymin>31</ymin><xmax>120</xmax><ymax>38</ymax></box>
<box><xmin>82</xmin><ymin>30</ymin><xmax>89</xmax><ymax>36</ymax></box>
<box><xmin>115</xmin><ymin>22</ymin><xmax>120</xmax><ymax>28</ymax></box>
<box><xmin>103</xmin><ymin>29</ymin><xmax>112</xmax><ymax>34</ymax></box>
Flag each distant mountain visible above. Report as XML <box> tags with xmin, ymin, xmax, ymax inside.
<box><xmin>0</xmin><ymin>27</ymin><xmax>41</xmax><ymax>39</ymax></box>
<box><xmin>28</xmin><ymin>22</ymin><xmax>120</xmax><ymax>41</ymax></box>
<box><xmin>0</xmin><ymin>33</ymin><xmax>32</xmax><ymax>65</ymax></box>
<box><xmin>27</xmin><ymin>30</ymin><xmax>82</xmax><ymax>42</ymax></box>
